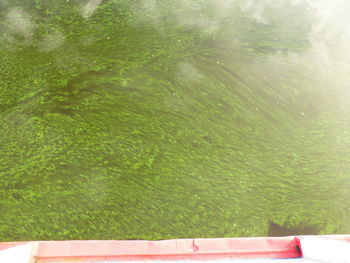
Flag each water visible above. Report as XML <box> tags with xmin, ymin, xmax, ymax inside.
<box><xmin>0</xmin><ymin>0</ymin><xmax>350</xmax><ymax>241</ymax></box>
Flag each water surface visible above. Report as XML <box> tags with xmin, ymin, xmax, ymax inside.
<box><xmin>0</xmin><ymin>0</ymin><xmax>350</xmax><ymax>241</ymax></box>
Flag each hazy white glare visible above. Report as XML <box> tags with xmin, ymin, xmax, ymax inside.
<box><xmin>3</xmin><ymin>7</ymin><xmax>35</xmax><ymax>46</ymax></box>
<box><xmin>307</xmin><ymin>0</ymin><xmax>350</xmax><ymax>69</ymax></box>
<box><xmin>177</xmin><ymin>62</ymin><xmax>203</xmax><ymax>84</ymax></box>
<box><xmin>80</xmin><ymin>0</ymin><xmax>103</xmax><ymax>19</ymax></box>
<box><xmin>38</xmin><ymin>31</ymin><xmax>66</xmax><ymax>53</ymax></box>
<box><xmin>240</xmin><ymin>0</ymin><xmax>270</xmax><ymax>24</ymax></box>
<box><xmin>215</xmin><ymin>0</ymin><xmax>236</xmax><ymax>9</ymax></box>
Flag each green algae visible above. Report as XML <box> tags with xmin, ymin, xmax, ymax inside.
<box><xmin>0</xmin><ymin>0</ymin><xmax>350</xmax><ymax>241</ymax></box>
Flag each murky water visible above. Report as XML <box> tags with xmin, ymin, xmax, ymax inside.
<box><xmin>0</xmin><ymin>0</ymin><xmax>350</xmax><ymax>241</ymax></box>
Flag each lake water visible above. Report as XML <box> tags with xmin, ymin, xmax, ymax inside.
<box><xmin>0</xmin><ymin>0</ymin><xmax>350</xmax><ymax>241</ymax></box>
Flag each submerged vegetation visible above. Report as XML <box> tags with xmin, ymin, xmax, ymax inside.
<box><xmin>0</xmin><ymin>0</ymin><xmax>350</xmax><ymax>241</ymax></box>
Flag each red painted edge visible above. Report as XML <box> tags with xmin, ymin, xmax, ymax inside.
<box><xmin>0</xmin><ymin>235</ymin><xmax>349</xmax><ymax>262</ymax></box>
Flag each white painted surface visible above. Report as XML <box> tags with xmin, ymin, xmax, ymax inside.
<box><xmin>0</xmin><ymin>244</ymin><xmax>33</xmax><ymax>263</ymax></box>
<box><xmin>300</xmin><ymin>236</ymin><xmax>350</xmax><ymax>263</ymax></box>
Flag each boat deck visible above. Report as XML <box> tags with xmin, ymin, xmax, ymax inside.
<box><xmin>1</xmin><ymin>235</ymin><xmax>349</xmax><ymax>263</ymax></box>
<box><xmin>92</xmin><ymin>260</ymin><xmax>316</xmax><ymax>263</ymax></box>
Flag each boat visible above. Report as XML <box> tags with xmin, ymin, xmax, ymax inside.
<box><xmin>1</xmin><ymin>235</ymin><xmax>350</xmax><ymax>263</ymax></box>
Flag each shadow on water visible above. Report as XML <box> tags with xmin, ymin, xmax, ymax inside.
<box><xmin>268</xmin><ymin>221</ymin><xmax>321</xmax><ymax>237</ymax></box>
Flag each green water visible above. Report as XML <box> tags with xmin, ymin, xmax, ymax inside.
<box><xmin>1</xmin><ymin>0</ymin><xmax>350</xmax><ymax>241</ymax></box>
